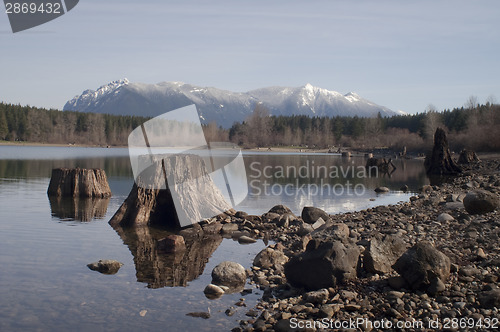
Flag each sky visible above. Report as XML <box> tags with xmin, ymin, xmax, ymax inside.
<box><xmin>1</xmin><ymin>0</ymin><xmax>499</xmax><ymax>114</ymax></box>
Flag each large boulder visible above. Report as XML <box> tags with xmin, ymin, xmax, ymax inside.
<box><xmin>284</xmin><ymin>240</ymin><xmax>360</xmax><ymax>290</ymax></box>
<box><xmin>364</xmin><ymin>234</ymin><xmax>408</xmax><ymax>275</ymax></box>
<box><xmin>268</xmin><ymin>205</ymin><xmax>293</xmax><ymax>215</ymax></box>
<box><xmin>211</xmin><ymin>261</ymin><xmax>247</xmax><ymax>287</ymax></box>
<box><xmin>392</xmin><ymin>241</ymin><xmax>451</xmax><ymax>292</ymax></box>
<box><xmin>463</xmin><ymin>190</ymin><xmax>499</xmax><ymax>215</ymax></box>
<box><xmin>301</xmin><ymin>206</ymin><xmax>330</xmax><ymax>224</ymax></box>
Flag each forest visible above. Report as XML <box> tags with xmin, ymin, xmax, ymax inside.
<box><xmin>1</xmin><ymin>100</ymin><xmax>499</xmax><ymax>152</ymax></box>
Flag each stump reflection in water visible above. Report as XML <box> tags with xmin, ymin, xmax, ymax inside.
<box><xmin>111</xmin><ymin>223</ymin><xmax>223</xmax><ymax>288</ymax></box>
<box><xmin>48</xmin><ymin>196</ymin><xmax>110</xmax><ymax>222</ymax></box>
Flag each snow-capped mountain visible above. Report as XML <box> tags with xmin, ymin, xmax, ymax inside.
<box><xmin>64</xmin><ymin>79</ymin><xmax>396</xmax><ymax>128</ymax></box>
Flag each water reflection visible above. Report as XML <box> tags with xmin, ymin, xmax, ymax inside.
<box><xmin>49</xmin><ymin>196</ymin><xmax>110</xmax><ymax>222</ymax></box>
<box><xmin>111</xmin><ymin>224</ymin><xmax>223</xmax><ymax>288</ymax></box>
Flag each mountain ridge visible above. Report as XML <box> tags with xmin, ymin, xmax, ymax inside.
<box><xmin>64</xmin><ymin>79</ymin><xmax>396</xmax><ymax>128</ymax></box>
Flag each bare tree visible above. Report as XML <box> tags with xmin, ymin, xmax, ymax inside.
<box><xmin>465</xmin><ymin>95</ymin><xmax>479</xmax><ymax>110</ymax></box>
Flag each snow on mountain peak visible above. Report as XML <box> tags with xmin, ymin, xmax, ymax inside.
<box><xmin>64</xmin><ymin>80</ymin><xmax>397</xmax><ymax>127</ymax></box>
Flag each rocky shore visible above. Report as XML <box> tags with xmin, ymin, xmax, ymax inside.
<box><xmin>189</xmin><ymin>157</ymin><xmax>500</xmax><ymax>331</ymax></box>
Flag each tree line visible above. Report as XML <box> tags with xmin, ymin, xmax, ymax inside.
<box><xmin>0</xmin><ymin>102</ymin><xmax>149</xmax><ymax>146</ymax></box>
<box><xmin>1</xmin><ymin>100</ymin><xmax>499</xmax><ymax>152</ymax></box>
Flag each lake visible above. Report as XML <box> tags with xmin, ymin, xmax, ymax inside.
<box><xmin>0</xmin><ymin>145</ymin><xmax>429</xmax><ymax>331</ymax></box>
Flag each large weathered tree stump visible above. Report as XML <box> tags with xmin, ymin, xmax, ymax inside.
<box><xmin>424</xmin><ymin>128</ymin><xmax>461</xmax><ymax>176</ymax></box>
<box><xmin>109</xmin><ymin>154</ymin><xmax>231</xmax><ymax>229</ymax></box>
<box><xmin>47</xmin><ymin>168</ymin><xmax>111</xmax><ymax>198</ymax></box>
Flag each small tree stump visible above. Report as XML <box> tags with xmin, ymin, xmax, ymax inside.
<box><xmin>458</xmin><ymin>149</ymin><xmax>480</xmax><ymax>164</ymax></box>
<box><xmin>424</xmin><ymin>128</ymin><xmax>461</xmax><ymax>176</ymax></box>
<box><xmin>47</xmin><ymin>168</ymin><xmax>112</xmax><ymax>198</ymax></box>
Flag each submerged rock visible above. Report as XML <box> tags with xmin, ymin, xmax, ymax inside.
<box><xmin>87</xmin><ymin>259</ymin><xmax>123</xmax><ymax>275</ymax></box>
<box><xmin>204</xmin><ymin>284</ymin><xmax>225</xmax><ymax>299</ymax></box>
<box><xmin>158</xmin><ymin>235</ymin><xmax>186</xmax><ymax>253</ymax></box>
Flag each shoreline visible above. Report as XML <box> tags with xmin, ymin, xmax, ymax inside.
<box><xmin>213</xmin><ymin>157</ymin><xmax>500</xmax><ymax>331</ymax></box>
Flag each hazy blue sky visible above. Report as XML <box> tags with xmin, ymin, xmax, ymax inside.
<box><xmin>1</xmin><ymin>0</ymin><xmax>499</xmax><ymax>114</ymax></box>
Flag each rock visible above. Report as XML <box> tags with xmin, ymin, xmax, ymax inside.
<box><xmin>222</xmin><ymin>223</ymin><xmax>239</xmax><ymax>234</ymax></box>
<box><xmin>47</xmin><ymin>168</ymin><xmax>112</xmax><ymax>198</ymax></box>
<box><xmin>479</xmin><ymin>290</ymin><xmax>500</xmax><ymax>309</ymax></box>
<box><xmin>463</xmin><ymin>190</ymin><xmax>499</xmax><ymax>214</ymax></box>
<box><xmin>424</xmin><ymin>128</ymin><xmax>462</xmax><ymax>176</ymax></box>
<box><xmin>158</xmin><ymin>235</ymin><xmax>186</xmax><ymax>253</ymax></box>
<box><xmin>427</xmin><ymin>277</ymin><xmax>446</xmax><ymax>296</ymax></box>
<box><xmin>268</xmin><ymin>205</ymin><xmax>293</xmax><ymax>215</ymax></box>
<box><xmin>388</xmin><ymin>276</ymin><xmax>408</xmax><ymax>290</ymax></box>
<box><xmin>238</xmin><ymin>235</ymin><xmax>257</xmax><ymax>244</ymax></box>
<box><xmin>297</xmin><ymin>223</ymin><xmax>314</xmax><ymax>236</ymax></box>
<box><xmin>301</xmin><ymin>206</ymin><xmax>329</xmax><ymax>224</ymax></box>
<box><xmin>186</xmin><ymin>311</ymin><xmax>210</xmax><ymax>319</ymax></box>
<box><xmin>284</xmin><ymin>240</ymin><xmax>360</xmax><ymax>290</ymax></box>
<box><xmin>204</xmin><ymin>284</ymin><xmax>225</xmax><ymax>298</ymax></box>
<box><xmin>87</xmin><ymin>259</ymin><xmax>123</xmax><ymax>275</ymax></box>
<box><xmin>311</xmin><ymin>217</ymin><xmax>326</xmax><ymax>230</ymax></box>
<box><xmin>458</xmin><ymin>149</ymin><xmax>480</xmax><ymax>164</ymax></box>
<box><xmin>400</xmin><ymin>185</ymin><xmax>409</xmax><ymax>192</ymax></box>
<box><xmin>253</xmin><ymin>247</ymin><xmax>289</xmax><ymax>270</ymax></box>
<box><xmin>437</xmin><ymin>213</ymin><xmax>454</xmax><ymax>222</ymax></box>
<box><xmin>374</xmin><ymin>187</ymin><xmax>390</xmax><ymax>193</ymax></box>
<box><xmin>364</xmin><ymin>234</ymin><xmax>408</xmax><ymax>275</ymax></box>
<box><xmin>393</xmin><ymin>241</ymin><xmax>451</xmax><ymax>292</ymax></box>
<box><xmin>303</xmin><ymin>288</ymin><xmax>329</xmax><ymax>304</ymax></box>
<box><xmin>329</xmin><ymin>223</ymin><xmax>350</xmax><ymax>239</ymax></box>
<box><xmin>212</xmin><ymin>261</ymin><xmax>247</xmax><ymax>287</ymax></box>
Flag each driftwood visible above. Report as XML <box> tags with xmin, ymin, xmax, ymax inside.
<box><xmin>109</xmin><ymin>154</ymin><xmax>231</xmax><ymax>229</ymax></box>
<box><xmin>47</xmin><ymin>168</ymin><xmax>111</xmax><ymax>198</ymax></box>
<box><xmin>458</xmin><ymin>149</ymin><xmax>480</xmax><ymax>164</ymax></box>
<box><xmin>424</xmin><ymin>128</ymin><xmax>461</xmax><ymax>176</ymax></box>
<box><xmin>366</xmin><ymin>157</ymin><xmax>397</xmax><ymax>175</ymax></box>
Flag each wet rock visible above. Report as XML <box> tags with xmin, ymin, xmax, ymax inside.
<box><xmin>301</xmin><ymin>206</ymin><xmax>329</xmax><ymax>224</ymax></box>
<box><xmin>463</xmin><ymin>190</ymin><xmax>499</xmax><ymax>215</ymax></box>
<box><xmin>253</xmin><ymin>247</ymin><xmax>289</xmax><ymax>270</ymax></box>
<box><xmin>212</xmin><ymin>261</ymin><xmax>247</xmax><ymax>287</ymax></box>
<box><xmin>284</xmin><ymin>240</ymin><xmax>360</xmax><ymax>290</ymax></box>
<box><xmin>204</xmin><ymin>284</ymin><xmax>225</xmax><ymax>298</ymax></box>
<box><xmin>374</xmin><ymin>186</ymin><xmax>390</xmax><ymax>193</ymax></box>
<box><xmin>87</xmin><ymin>259</ymin><xmax>123</xmax><ymax>275</ymax></box>
<box><xmin>393</xmin><ymin>241</ymin><xmax>451</xmax><ymax>292</ymax></box>
<box><xmin>238</xmin><ymin>235</ymin><xmax>257</xmax><ymax>244</ymax></box>
<box><xmin>364</xmin><ymin>234</ymin><xmax>408</xmax><ymax>274</ymax></box>
<box><xmin>158</xmin><ymin>235</ymin><xmax>186</xmax><ymax>253</ymax></box>
<box><xmin>186</xmin><ymin>310</ymin><xmax>210</xmax><ymax>319</ymax></box>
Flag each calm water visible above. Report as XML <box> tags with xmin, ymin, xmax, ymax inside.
<box><xmin>0</xmin><ymin>146</ymin><xmax>429</xmax><ymax>331</ymax></box>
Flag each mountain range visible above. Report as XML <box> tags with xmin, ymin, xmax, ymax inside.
<box><xmin>64</xmin><ymin>79</ymin><xmax>397</xmax><ymax>128</ymax></box>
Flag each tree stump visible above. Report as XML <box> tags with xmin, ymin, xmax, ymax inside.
<box><xmin>47</xmin><ymin>168</ymin><xmax>111</xmax><ymax>198</ymax></box>
<box><xmin>424</xmin><ymin>128</ymin><xmax>461</xmax><ymax>176</ymax></box>
<box><xmin>109</xmin><ymin>154</ymin><xmax>232</xmax><ymax>229</ymax></box>
<box><xmin>458</xmin><ymin>149</ymin><xmax>480</xmax><ymax>164</ymax></box>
